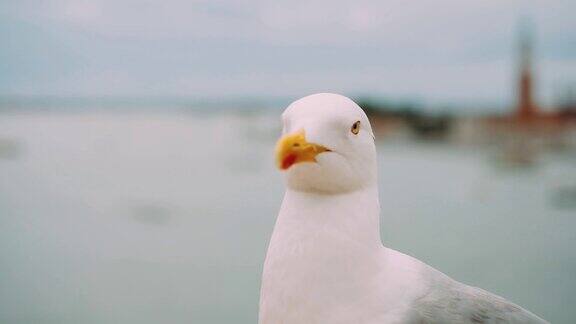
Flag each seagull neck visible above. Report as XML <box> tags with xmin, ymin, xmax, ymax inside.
<box><xmin>281</xmin><ymin>185</ymin><xmax>382</xmax><ymax>247</ymax></box>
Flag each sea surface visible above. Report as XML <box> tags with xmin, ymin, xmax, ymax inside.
<box><xmin>0</xmin><ymin>110</ymin><xmax>575</xmax><ymax>323</ymax></box>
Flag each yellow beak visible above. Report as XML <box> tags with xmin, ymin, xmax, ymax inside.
<box><xmin>275</xmin><ymin>131</ymin><xmax>331</xmax><ymax>170</ymax></box>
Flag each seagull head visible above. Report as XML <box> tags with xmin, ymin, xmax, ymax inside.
<box><xmin>275</xmin><ymin>93</ymin><xmax>377</xmax><ymax>194</ymax></box>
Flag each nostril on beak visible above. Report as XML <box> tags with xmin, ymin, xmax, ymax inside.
<box><xmin>292</xmin><ymin>143</ymin><xmax>300</xmax><ymax>147</ymax></box>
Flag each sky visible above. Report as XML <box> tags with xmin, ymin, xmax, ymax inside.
<box><xmin>0</xmin><ymin>0</ymin><xmax>575</xmax><ymax>109</ymax></box>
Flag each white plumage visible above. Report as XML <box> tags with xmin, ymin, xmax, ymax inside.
<box><xmin>259</xmin><ymin>93</ymin><xmax>548</xmax><ymax>324</ymax></box>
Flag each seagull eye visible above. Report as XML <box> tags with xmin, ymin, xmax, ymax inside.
<box><xmin>351</xmin><ymin>121</ymin><xmax>360</xmax><ymax>135</ymax></box>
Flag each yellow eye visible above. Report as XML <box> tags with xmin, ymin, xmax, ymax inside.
<box><xmin>351</xmin><ymin>121</ymin><xmax>360</xmax><ymax>135</ymax></box>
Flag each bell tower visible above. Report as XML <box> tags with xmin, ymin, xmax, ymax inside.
<box><xmin>516</xmin><ymin>20</ymin><xmax>537</xmax><ymax>121</ymax></box>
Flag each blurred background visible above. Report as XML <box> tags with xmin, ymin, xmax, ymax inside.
<box><xmin>1</xmin><ymin>0</ymin><xmax>575</xmax><ymax>323</ymax></box>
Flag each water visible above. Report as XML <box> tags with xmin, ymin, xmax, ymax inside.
<box><xmin>0</xmin><ymin>111</ymin><xmax>574</xmax><ymax>323</ymax></box>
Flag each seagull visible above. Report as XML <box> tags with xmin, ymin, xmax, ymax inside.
<box><xmin>259</xmin><ymin>93</ymin><xmax>548</xmax><ymax>324</ymax></box>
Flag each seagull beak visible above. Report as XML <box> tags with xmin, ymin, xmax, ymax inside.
<box><xmin>275</xmin><ymin>131</ymin><xmax>331</xmax><ymax>170</ymax></box>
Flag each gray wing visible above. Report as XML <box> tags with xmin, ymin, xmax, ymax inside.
<box><xmin>410</xmin><ymin>280</ymin><xmax>548</xmax><ymax>324</ymax></box>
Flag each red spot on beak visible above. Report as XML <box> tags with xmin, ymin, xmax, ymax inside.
<box><xmin>281</xmin><ymin>154</ymin><xmax>297</xmax><ymax>170</ymax></box>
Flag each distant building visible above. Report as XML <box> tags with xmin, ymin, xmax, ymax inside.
<box><xmin>516</xmin><ymin>23</ymin><xmax>537</xmax><ymax>121</ymax></box>
<box><xmin>454</xmin><ymin>20</ymin><xmax>576</xmax><ymax>163</ymax></box>
<box><xmin>485</xmin><ymin>20</ymin><xmax>575</xmax><ymax>128</ymax></box>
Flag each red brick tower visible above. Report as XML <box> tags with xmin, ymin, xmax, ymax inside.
<box><xmin>516</xmin><ymin>23</ymin><xmax>537</xmax><ymax>121</ymax></box>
